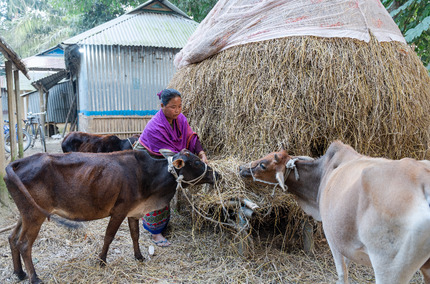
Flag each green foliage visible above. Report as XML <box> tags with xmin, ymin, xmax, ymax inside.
<box><xmin>169</xmin><ymin>0</ymin><xmax>217</xmax><ymax>23</ymax></box>
<box><xmin>0</xmin><ymin>0</ymin><xmax>75</xmax><ymax>58</ymax></box>
<box><xmin>383</xmin><ymin>0</ymin><xmax>430</xmax><ymax>71</ymax></box>
<box><xmin>49</xmin><ymin>0</ymin><xmax>143</xmax><ymax>32</ymax></box>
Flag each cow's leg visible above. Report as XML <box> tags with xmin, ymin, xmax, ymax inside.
<box><xmin>369</xmin><ymin>250</ymin><xmax>428</xmax><ymax>284</ymax></box>
<box><xmin>8</xmin><ymin>218</ymin><xmax>27</xmax><ymax>280</ymax></box>
<box><xmin>17</xmin><ymin>214</ymin><xmax>45</xmax><ymax>284</ymax></box>
<box><xmin>99</xmin><ymin>214</ymin><xmax>126</xmax><ymax>265</ymax></box>
<box><xmin>128</xmin><ymin>217</ymin><xmax>144</xmax><ymax>261</ymax></box>
<box><xmin>420</xmin><ymin>258</ymin><xmax>430</xmax><ymax>284</ymax></box>
<box><xmin>326</xmin><ymin>239</ymin><xmax>349</xmax><ymax>284</ymax></box>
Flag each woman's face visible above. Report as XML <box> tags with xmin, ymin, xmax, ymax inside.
<box><xmin>161</xmin><ymin>96</ymin><xmax>182</xmax><ymax>123</ymax></box>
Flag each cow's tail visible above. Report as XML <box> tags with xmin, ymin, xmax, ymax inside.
<box><xmin>5</xmin><ymin>164</ymin><xmax>52</xmax><ymax>220</ymax></box>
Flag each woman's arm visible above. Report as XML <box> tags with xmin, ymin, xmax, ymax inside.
<box><xmin>198</xmin><ymin>150</ymin><xmax>208</xmax><ymax>164</ymax></box>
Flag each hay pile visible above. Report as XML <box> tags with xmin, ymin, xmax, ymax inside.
<box><xmin>181</xmin><ymin>157</ymin><xmax>319</xmax><ymax>251</ymax></box>
<box><xmin>168</xmin><ymin>35</ymin><xmax>430</xmax><ymax>244</ymax></box>
<box><xmin>170</xmin><ymin>35</ymin><xmax>430</xmax><ymax>160</ymax></box>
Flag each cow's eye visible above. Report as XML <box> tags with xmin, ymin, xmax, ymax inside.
<box><xmin>194</xmin><ymin>161</ymin><xmax>202</xmax><ymax>167</ymax></box>
<box><xmin>260</xmin><ymin>163</ymin><xmax>266</xmax><ymax>170</ymax></box>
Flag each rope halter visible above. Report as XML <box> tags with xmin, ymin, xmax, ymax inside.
<box><xmin>285</xmin><ymin>157</ymin><xmax>300</xmax><ymax>181</ymax></box>
<box><xmin>167</xmin><ymin>156</ymin><xmax>208</xmax><ymax>190</ymax></box>
<box><xmin>247</xmin><ymin>157</ymin><xmax>300</xmax><ymax>194</ymax></box>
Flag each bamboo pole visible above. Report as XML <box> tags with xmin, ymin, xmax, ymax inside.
<box><xmin>14</xmin><ymin>70</ymin><xmax>24</xmax><ymax>158</ymax></box>
<box><xmin>6</xmin><ymin>61</ymin><xmax>17</xmax><ymax>161</ymax></box>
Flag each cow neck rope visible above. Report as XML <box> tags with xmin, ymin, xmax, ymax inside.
<box><xmin>166</xmin><ymin>157</ymin><xmax>242</xmax><ymax>230</ymax></box>
<box><xmin>166</xmin><ymin>156</ymin><xmax>208</xmax><ymax>190</ymax></box>
<box><xmin>285</xmin><ymin>158</ymin><xmax>300</xmax><ymax>181</ymax></box>
<box><xmin>248</xmin><ymin>162</ymin><xmax>279</xmax><ymax>186</ymax></box>
<box><xmin>248</xmin><ymin>157</ymin><xmax>299</xmax><ymax>194</ymax></box>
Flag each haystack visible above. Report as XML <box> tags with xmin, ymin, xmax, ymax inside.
<box><xmin>168</xmin><ymin>0</ymin><xmax>430</xmax><ymax>248</ymax></box>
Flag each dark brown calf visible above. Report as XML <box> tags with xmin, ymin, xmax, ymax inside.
<box><xmin>61</xmin><ymin>131</ymin><xmax>139</xmax><ymax>153</ymax></box>
<box><xmin>5</xmin><ymin>149</ymin><xmax>219</xmax><ymax>284</ymax></box>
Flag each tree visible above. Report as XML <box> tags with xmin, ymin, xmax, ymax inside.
<box><xmin>0</xmin><ymin>0</ymin><xmax>74</xmax><ymax>59</ymax></box>
<box><xmin>49</xmin><ymin>0</ymin><xmax>143</xmax><ymax>32</ymax></box>
<box><xmin>169</xmin><ymin>0</ymin><xmax>217</xmax><ymax>23</ymax></box>
<box><xmin>383</xmin><ymin>0</ymin><xmax>430</xmax><ymax>71</ymax></box>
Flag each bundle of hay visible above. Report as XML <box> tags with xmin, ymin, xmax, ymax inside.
<box><xmin>168</xmin><ymin>0</ymin><xmax>430</xmax><ymax>247</ymax></box>
<box><xmin>171</xmin><ymin>35</ymin><xmax>430</xmax><ymax>160</ymax></box>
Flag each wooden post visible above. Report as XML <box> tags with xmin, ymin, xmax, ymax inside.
<box><xmin>39</xmin><ymin>88</ymin><xmax>46</xmax><ymax>136</ymax></box>
<box><xmin>0</xmin><ymin>61</ymin><xmax>10</xmax><ymax>204</ymax></box>
<box><xmin>6</xmin><ymin>61</ymin><xmax>17</xmax><ymax>161</ymax></box>
<box><xmin>14</xmin><ymin>70</ymin><xmax>24</xmax><ymax>158</ymax></box>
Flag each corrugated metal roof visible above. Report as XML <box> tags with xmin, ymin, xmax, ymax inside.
<box><xmin>127</xmin><ymin>0</ymin><xmax>190</xmax><ymax>19</ymax></box>
<box><xmin>22</xmin><ymin>56</ymin><xmax>65</xmax><ymax>71</ymax></box>
<box><xmin>31</xmin><ymin>70</ymin><xmax>68</xmax><ymax>92</ymax></box>
<box><xmin>63</xmin><ymin>9</ymin><xmax>198</xmax><ymax>48</ymax></box>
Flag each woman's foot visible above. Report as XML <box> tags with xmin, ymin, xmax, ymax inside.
<box><xmin>151</xmin><ymin>233</ymin><xmax>171</xmax><ymax>247</ymax></box>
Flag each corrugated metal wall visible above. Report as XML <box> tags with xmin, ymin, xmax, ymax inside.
<box><xmin>1</xmin><ymin>88</ymin><xmax>7</xmax><ymax>116</ymax></box>
<box><xmin>27</xmin><ymin>80</ymin><xmax>75</xmax><ymax>123</ymax></box>
<box><xmin>79</xmin><ymin>45</ymin><xmax>179</xmax><ymax>116</ymax></box>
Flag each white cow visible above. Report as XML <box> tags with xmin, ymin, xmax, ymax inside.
<box><xmin>239</xmin><ymin>140</ymin><xmax>430</xmax><ymax>284</ymax></box>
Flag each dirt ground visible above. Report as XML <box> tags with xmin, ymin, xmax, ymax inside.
<box><xmin>0</xmin><ymin>137</ymin><xmax>426</xmax><ymax>283</ymax></box>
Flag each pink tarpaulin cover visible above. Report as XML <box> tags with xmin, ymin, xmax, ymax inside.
<box><xmin>175</xmin><ymin>0</ymin><xmax>406</xmax><ymax>69</ymax></box>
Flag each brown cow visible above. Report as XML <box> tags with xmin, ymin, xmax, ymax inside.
<box><xmin>5</xmin><ymin>149</ymin><xmax>219</xmax><ymax>284</ymax></box>
<box><xmin>239</xmin><ymin>140</ymin><xmax>430</xmax><ymax>284</ymax></box>
<box><xmin>61</xmin><ymin>131</ymin><xmax>139</xmax><ymax>153</ymax></box>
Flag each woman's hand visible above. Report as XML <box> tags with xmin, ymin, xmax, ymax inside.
<box><xmin>198</xmin><ymin>151</ymin><xmax>208</xmax><ymax>164</ymax></box>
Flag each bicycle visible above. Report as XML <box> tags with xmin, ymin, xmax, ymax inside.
<box><xmin>24</xmin><ymin>112</ymin><xmax>47</xmax><ymax>152</ymax></box>
<box><xmin>4</xmin><ymin>120</ymin><xmax>32</xmax><ymax>153</ymax></box>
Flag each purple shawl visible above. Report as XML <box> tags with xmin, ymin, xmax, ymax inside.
<box><xmin>139</xmin><ymin>110</ymin><xmax>201</xmax><ymax>156</ymax></box>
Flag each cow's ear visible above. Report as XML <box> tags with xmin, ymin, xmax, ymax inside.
<box><xmin>172</xmin><ymin>159</ymin><xmax>185</xmax><ymax>169</ymax></box>
<box><xmin>160</xmin><ymin>149</ymin><xmax>176</xmax><ymax>158</ymax></box>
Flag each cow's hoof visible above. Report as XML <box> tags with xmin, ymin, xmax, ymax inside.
<box><xmin>98</xmin><ymin>259</ymin><xmax>107</xmax><ymax>267</ymax></box>
<box><xmin>30</xmin><ymin>276</ymin><xmax>44</xmax><ymax>284</ymax></box>
<box><xmin>135</xmin><ymin>254</ymin><xmax>144</xmax><ymax>262</ymax></box>
<box><xmin>14</xmin><ymin>270</ymin><xmax>27</xmax><ymax>280</ymax></box>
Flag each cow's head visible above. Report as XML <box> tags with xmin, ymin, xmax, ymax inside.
<box><xmin>239</xmin><ymin>150</ymin><xmax>290</xmax><ymax>190</ymax></box>
<box><xmin>160</xmin><ymin>149</ymin><xmax>220</xmax><ymax>186</ymax></box>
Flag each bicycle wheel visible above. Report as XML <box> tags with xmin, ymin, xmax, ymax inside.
<box><xmin>4</xmin><ymin>133</ymin><xmax>11</xmax><ymax>153</ymax></box>
<box><xmin>30</xmin><ymin>124</ymin><xmax>36</xmax><ymax>147</ymax></box>
<box><xmin>21</xmin><ymin>129</ymin><xmax>32</xmax><ymax>151</ymax></box>
<box><xmin>38</xmin><ymin>125</ymin><xmax>47</xmax><ymax>152</ymax></box>
<box><xmin>4</xmin><ymin>130</ymin><xmax>32</xmax><ymax>153</ymax></box>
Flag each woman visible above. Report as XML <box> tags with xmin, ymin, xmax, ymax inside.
<box><xmin>134</xmin><ymin>88</ymin><xmax>207</xmax><ymax>247</ymax></box>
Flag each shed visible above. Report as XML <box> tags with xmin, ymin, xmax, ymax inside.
<box><xmin>61</xmin><ymin>0</ymin><xmax>199</xmax><ymax>137</ymax></box>
<box><xmin>0</xmin><ymin>36</ymin><xmax>31</xmax><ymax>202</ymax></box>
<box><xmin>1</xmin><ymin>44</ymin><xmax>69</xmax><ymax>132</ymax></box>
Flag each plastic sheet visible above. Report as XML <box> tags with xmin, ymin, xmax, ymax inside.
<box><xmin>175</xmin><ymin>0</ymin><xmax>406</xmax><ymax>69</ymax></box>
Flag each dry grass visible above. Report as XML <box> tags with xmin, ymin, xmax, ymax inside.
<box><xmin>1</xmin><ymin>201</ymin><xmax>425</xmax><ymax>284</ymax></box>
<box><xmin>170</xmin><ymin>35</ymin><xmax>430</xmax><ymax>161</ymax></box>
<box><xmin>0</xmin><ymin>141</ymin><xmax>426</xmax><ymax>283</ymax></box>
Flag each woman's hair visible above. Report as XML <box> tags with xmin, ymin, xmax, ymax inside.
<box><xmin>157</xmin><ymin>89</ymin><xmax>181</xmax><ymax>106</ymax></box>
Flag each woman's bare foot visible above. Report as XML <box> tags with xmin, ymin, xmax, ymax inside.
<box><xmin>151</xmin><ymin>233</ymin><xmax>171</xmax><ymax>247</ymax></box>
